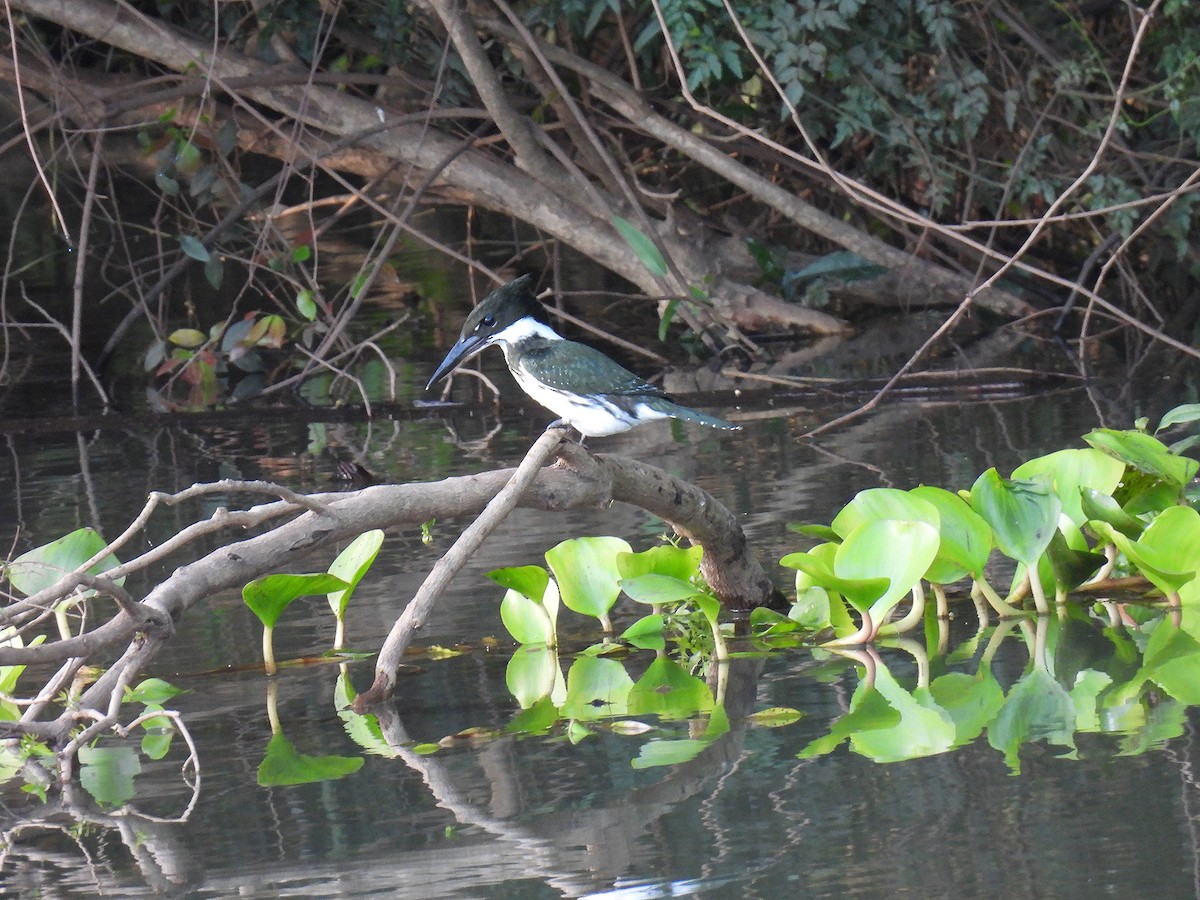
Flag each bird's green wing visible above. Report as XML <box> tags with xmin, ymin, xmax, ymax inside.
<box><xmin>522</xmin><ymin>340</ymin><xmax>667</xmax><ymax>397</ymax></box>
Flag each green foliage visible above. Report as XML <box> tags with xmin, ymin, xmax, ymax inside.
<box><xmin>780</xmin><ymin>404</ymin><xmax>1200</xmax><ymax>642</ymax></box>
<box><xmin>3</xmin><ymin>528</ymin><xmax>122</xmax><ymax>598</ymax></box>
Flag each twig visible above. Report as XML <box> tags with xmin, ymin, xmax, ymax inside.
<box><xmin>353</xmin><ymin>426</ymin><xmax>566</xmax><ymax>709</ymax></box>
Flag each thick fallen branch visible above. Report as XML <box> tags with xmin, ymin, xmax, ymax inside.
<box><xmin>1</xmin><ymin>445</ymin><xmax>775</xmax><ymax>743</ymax></box>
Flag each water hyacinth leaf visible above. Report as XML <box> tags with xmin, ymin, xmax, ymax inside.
<box><xmin>257</xmin><ymin>732</ymin><xmax>363</xmax><ymax>786</ymax></box>
<box><xmin>559</xmin><ymin>657</ymin><xmax>633</xmax><ymax>720</ymax></box>
<box><xmin>125</xmin><ymin>677</ymin><xmax>183</xmax><ymax>706</ymax></box>
<box><xmin>749</xmin><ymin>607</ymin><xmax>800</xmax><ymax>636</ymax></box>
<box><xmin>505</xmin><ymin>645</ymin><xmax>563</xmax><ymax>709</ymax></box>
<box><xmin>831</xmin><ymin>488</ymin><xmax>939</xmax><ymax>539</ymax></box>
<box><xmin>1012</xmin><ymin>448</ymin><xmax>1125</xmax><ymax>527</ymax></box>
<box><xmin>910</xmin><ymin>485</ymin><xmax>993</xmax><ymax>582</ymax></box>
<box><xmin>500</xmin><ymin>582</ymin><xmax>558</xmax><ymax>646</ymax></box>
<box><xmin>4</xmin><ymin>527</ymin><xmax>122</xmax><ymax>597</ymax></box>
<box><xmin>611</xmin><ymin>214</ymin><xmax>668</xmax><ymax>278</ymax></box>
<box><xmin>779</xmin><ymin>549</ymin><xmax>890</xmax><ymax>613</ymax></box>
<box><xmin>987</xmin><ymin>667</ymin><xmax>1077</xmax><ymax>774</ymax></box>
<box><xmin>616</xmin><ymin>544</ymin><xmax>703</xmax><ymax>582</ymax></box>
<box><xmin>326</xmin><ymin>530</ymin><xmax>384</xmax><ymax>620</ymax></box>
<box><xmin>1157</xmin><ymin>403</ymin><xmax>1200</xmax><ymax>431</ymax></box>
<box><xmin>786</xmin><ymin>522</ymin><xmax>840</xmax><ymax>542</ymax></box>
<box><xmin>242</xmin><ymin>573</ymin><xmax>349</xmax><ymax>629</ymax></box>
<box><xmin>79</xmin><ymin>746</ymin><xmax>141</xmax><ymax>809</ymax></box>
<box><xmin>1094</xmin><ymin>507</ymin><xmax>1200</xmax><ymax>602</ymax></box>
<box><xmin>627</xmin><ymin>656</ymin><xmax>714</xmax><ymax>719</ymax></box>
<box><xmin>969</xmin><ymin>468</ymin><xmax>1060</xmax><ymax>566</ymax></box>
<box><xmin>835</xmin><ymin>519</ymin><xmax>940</xmax><ymax>621</ymax></box>
<box><xmin>546</xmin><ymin>536</ymin><xmax>630</xmax><ymax>622</ymax></box>
<box><xmin>1045</xmin><ymin>529</ymin><xmax>1107</xmax><ymax>593</ymax></box>
<box><xmin>621</xmin><ymin>613</ymin><xmax>666</xmax><ymax>651</ymax></box>
<box><xmin>1084</xmin><ymin>428</ymin><xmax>1199</xmax><ymax>487</ymax></box>
<box><xmin>140</xmin><ymin>718</ymin><xmax>175</xmax><ymax>761</ymax></box>
<box><xmin>488</xmin><ymin>565</ymin><xmax>550</xmax><ymax>604</ymax></box>
<box><xmin>620</xmin><ymin>573</ymin><xmax>700</xmax><ymax>605</ymax></box>
<box><xmin>1081</xmin><ymin>487</ymin><xmax>1144</xmax><ymax>538</ymax></box>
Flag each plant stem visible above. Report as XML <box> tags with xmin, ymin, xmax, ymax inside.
<box><xmin>262</xmin><ymin>625</ymin><xmax>277</xmax><ymax>676</ymax></box>
<box><xmin>877</xmin><ymin>584</ymin><xmax>925</xmax><ymax>636</ymax></box>
<box><xmin>975</xmin><ymin>577</ymin><xmax>1025</xmax><ymax>618</ymax></box>
<box><xmin>1028</xmin><ymin>570</ymin><xmax>1050</xmax><ymax>615</ymax></box>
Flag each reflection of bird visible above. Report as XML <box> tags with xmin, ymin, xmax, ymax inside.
<box><xmin>427</xmin><ymin>276</ymin><xmax>741</xmax><ymax>438</ymax></box>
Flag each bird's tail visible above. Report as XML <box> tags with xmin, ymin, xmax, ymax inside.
<box><xmin>648</xmin><ymin>398</ymin><xmax>741</xmax><ymax>431</ymax></box>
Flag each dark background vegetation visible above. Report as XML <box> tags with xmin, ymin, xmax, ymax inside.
<box><xmin>2</xmin><ymin>0</ymin><xmax>1199</xmax><ymax>414</ymax></box>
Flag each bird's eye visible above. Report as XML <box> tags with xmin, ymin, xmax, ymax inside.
<box><xmin>480</xmin><ymin>315</ymin><xmax>496</xmax><ymax>328</ymax></box>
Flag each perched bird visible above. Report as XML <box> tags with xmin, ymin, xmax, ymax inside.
<box><xmin>426</xmin><ymin>275</ymin><xmax>741</xmax><ymax>438</ymax></box>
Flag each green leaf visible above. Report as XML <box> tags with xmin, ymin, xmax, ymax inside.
<box><xmin>204</xmin><ymin>256</ymin><xmax>224</xmax><ymax>290</ymax></box>
<box><xmin>1012</xmin><ymin>448</ymin><xmax>1125</xmax><ymax>526</ymax></box>
<box><xmin>4</xmin><ymin>527</ymin><xmax>122</xmax><ymax>597</ymax></box>
<box><xmin>326</xmin><ymin>530</ymin><xmax>384</xmax><ymax>620</ymax></box>
<box><xmin>79</xmin><ymin>746</ymin><xmax>141</xmax><ymax>808</ymax></box>
<box><xmin>658</xmin><ymin>298</ymin><xmax>680</xmax><ymax>342</ymax></box>
<box><xmin>242</xmin><ymin>573</ymin><xmax>349</xmax><ymax>629</ymax></box>
<box><xmin>612</xmin><ymin>215</ymin><xmax>668</xmax><ymax>278</ymax></box>
<box><xmin>1044</xmin><ymin>529</ymin><xmax>1106</xmax><ymax>593</ymax></box>
<box><xmin>179</xmin><ymin>234</ymin><xmax>211</xmax><ymax>263</ymax></box>
<box><xmin>780</xmin><ymin>548</ymin><xmax>890</xmax><ymax>613</ymax></box>
<box><xmin>621</xmin><ymin>613</ymin><xmax>666</xmax><ymax>651</ymax></box>
<box><xmin>546</xmin><ymin>536</ymin><xmax>630</xmax><ymax>623</ymax></box>
<box><xmin>831</xmin><ymin>488</ymin><xmax>939</xmax><ymax>539</ymax></box>
<box><xmin>1099</xmin><ymin>506</ymin><xmax>1200</xmax><ymax>602</ymax></box>
<box><xmin>969</xmin><ymin>468</ymin><xmax>1061</xmax><ymax>566</ymax></box>
<box><xmin>1084</xmin><ymin>428</ymin><xmax>1198</xmax><ymax>487</ymax></box>
<box><xmin>499</xmin><ymin>580</ymin><xmax>559</xmax><ymax>646</ymax></box>
<box><xmin>835</xmin><ymin>519</ymin><xmax>940</xmax><ymax>621</ymax></box>
<box><xmin>1081</xmin><ymin>487</ymin><xmax>1144</xmax><ymax>538</ymax></box>
<box><xmin>1157</xmin><ymin>403</ymin><xmax>1200</xmax><ymax>432</ymax></box>
<box><xmin>296</xmin><ymin>289</ymin><xmax>318</xmax><ymax>321</ymax></box>
<box><xmin>616</xmin><ymin>544</ymin><xmax>703</xmax><ymax>582</ymax></box>
<box><xmin>125</xmin><ymin>678</ymin><xmax>183</xmax><ymax>706</ymax></box>
<box><xmin>910</xmin><ymin>485</ymin><xmax>993</xmax><ymax>581</ymax></box>
<box><xmin>619</xmin><ymin>573</ymin><xmax>700</xmax><ymax>605</ymax></box>
<box><xmin>257</xmin><ymin>732</ymin><xmax>363</xmax><ymax>786</ymax></box>
<box><xmin>487</xmin><ymin>565</ymin><xmax>550</xmax><ymax>603</ymax></box>
<box><xmin>169</xmin><ymin>328</ymin><xmax>207</xmax><ymax>349</ymax></box>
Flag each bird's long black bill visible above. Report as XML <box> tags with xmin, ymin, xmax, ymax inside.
<box><xmin>426</xmin><ymin>334</ymin><xmax>486</xmax><ymax>389</ymax></box>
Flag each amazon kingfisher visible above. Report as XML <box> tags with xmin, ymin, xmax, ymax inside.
<box><xmin>426</xmin><ymin>275</ymin><xmax>741</xmax><ymax>438</ymax></box>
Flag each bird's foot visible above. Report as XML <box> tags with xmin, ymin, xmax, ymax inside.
<box><xmin>548</xmin><ymin>419</ymin><xmax>586</xmax><ymax>447</ymax></box>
